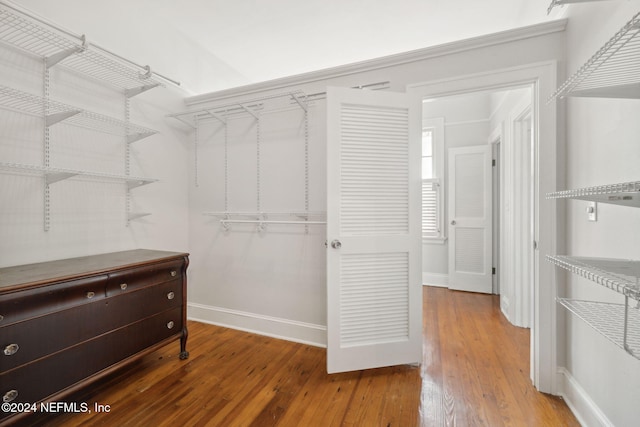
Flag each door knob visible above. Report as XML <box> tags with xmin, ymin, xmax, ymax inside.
<box><xmin>331</xmin><ymin>239</ymin><xmax>342</xmax><ymax>249</ymax></box>
<box><xmin>451</xmin><ymin>220</ymin><xmax>457</xmax><ymax>226</ymax></box>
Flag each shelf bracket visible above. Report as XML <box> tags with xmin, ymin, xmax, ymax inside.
<box><xmin>127</xmin><ymin>179</ymin><xmax>153</xmax><ymax>190</ymax></box>
<box><xmin>45</xmin><ymin>172</ymin><xmax>77</xmax><ymax>185</ymax></box>
<box><xmin>45</xmin><ymin>36</ymin><xmax>87</xmax><ymax>68</ymax></box>
<box><xmin>205</xmin><ymin>110</ymin><xmax>227</xmax><ymax>125</ymax></box>
<box><xmin>45</xmin><ymin>110</ymin><xmax>82</xmax><ymax>126</ymax></box>
<box><xmin>239</xmin><ymin>103</ymin><xmax>259</xmax><ymax>120</ymax></box>
<box><xmin>128</xmin><ymin>212</ymin><xmax>151</xmax><ymax>222</ymax></box>
<box><xmin>169</xmin><ymin>115</ymin><xmax>196</xmax><ymax>129</ymax></box>
<box><xmin>127</xmin><ymin>131</ymin><xmax>156</xmax><ymax>144</ymax></box>
<box><xmin>290</xmin><ymin>93</ymin><xmax>308</xmax><ymax>112</ymax></box>
<box><xmin>125</xmin><ymin>83</ymin><xmax>161</xmax><ymax>99</ymax></box>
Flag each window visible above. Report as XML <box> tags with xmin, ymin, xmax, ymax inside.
<box><xmin>422</xmin><ymin>118</ymin><xmax>444</xmax><ymax>241</ymax></box>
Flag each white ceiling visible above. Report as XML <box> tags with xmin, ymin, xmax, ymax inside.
<box><xmin>11</xmin><ymin>0</ymin><xmax>564</xmax><ymax>95</ymax></box>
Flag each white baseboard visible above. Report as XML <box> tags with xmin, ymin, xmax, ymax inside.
<box><xmin>423</xmin><ymin>273</ymin><xmax>449</xmax><ymax>287</ymax></box>
<box><xmin>187</xmin><ymin>302</ymin><xmax>327</xmax><ymax>348</ymax></box>
<box><xmin>557</xmin><ymin>367</ymin><xmax>613</xmax><ymax>427</ymax></box>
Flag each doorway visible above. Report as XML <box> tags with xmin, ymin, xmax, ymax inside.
<box><xmin>421</xmin><ymin>87</ymin><xmax>534</xmax><ymax>327</ymax></box>
<box><xmin>408</xmin><ymin>61</ymin><xmax>559</xmax><ymax>393</ymax></box>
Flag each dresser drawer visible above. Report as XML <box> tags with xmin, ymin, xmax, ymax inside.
<box><xmin>0</xmin><ymin>275</ymin><xmax>107</xmax><ymax>327</ymax></box>
<box><xmin>106</xmin><ymin>278</ymin><xmax>183</xmax><ymax>323</ymax></box>
<box><xmin>106</xmin><ymin>259</ymin><xmax>184</xmax><ymax>296</ymax></box>
<box><xmin>0</xmin><ymin>280</ymin><xmax>182</xmax><ymax>372</ymax></box>
<box><xmin>0</xmin><ymin>301</ymin><xmax>108</xmax><ymax>372</ymax></box>
<box><xmin>0</xmin><ymin>306</ymin><xmax>183</xmax><ymax>409</ymax></box>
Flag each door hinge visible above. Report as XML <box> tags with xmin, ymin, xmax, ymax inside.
<box><xmin>492</xmin><ymin>159</ymin><xmax>496</xmax><ymax>167</ymax></box>
<box><xmin>492</xmin><ymin>267</ymin><xmax>496</xmax><ymax>275</ymax></box>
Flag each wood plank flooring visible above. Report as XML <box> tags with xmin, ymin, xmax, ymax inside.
<box><xmin>24</xmin><ymin>287</ymin><xmax>579</xmax><ymax>426</ymax></box>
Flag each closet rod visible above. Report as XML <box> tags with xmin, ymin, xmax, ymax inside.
<box><xmin>220</xmin><ymin>219</ymin><xmax>326</xmax><ymax>225</ymax></box>
<box><xmin>0</xmin><ymin>0</ymin><xmax>180</xmax><ymax>87</ymax></box>
<box><xmin>204</xmin><ymin>211</ymin><xmax>326</xmax><ymax>216</ymax></box>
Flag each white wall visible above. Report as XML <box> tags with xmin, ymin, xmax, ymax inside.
<box><xmin>0</xmin><ymin>21</ymin><xmax>190</xmax><ymax>267</ymax></box>
<box><xmin>558</xmin><ymin>3</ymin><xmax>640</xmax><ymax>427</ymax></box>
<box><xmin>185</xmin><ymin>24</ymin><xmax>565</xmax><ymax>347</ymax></box>
<box><xmin>186</xmin><ymin>99</ymin><xmax>328</xmax><ymax>344</ymax></box>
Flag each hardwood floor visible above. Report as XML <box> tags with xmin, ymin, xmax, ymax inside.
<box><xmin>24</xmin><ymin>287</ymin><xmax>579</xmax><ymax>426</ymax></box>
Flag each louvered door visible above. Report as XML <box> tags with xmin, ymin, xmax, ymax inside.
<box><xmin>326</xmin><ymin>87</ymin><xmax>421</xmax><ymax>373</ymax></box>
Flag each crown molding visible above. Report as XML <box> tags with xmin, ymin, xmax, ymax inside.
<box><xmin>186</xmin><ymin>19</ymin><xmax>567</xmax><ymax>106</ymax></box>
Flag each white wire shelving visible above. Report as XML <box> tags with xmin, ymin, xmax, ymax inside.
<box><xmin>167</xmin><ymin>90</ymin><xmax>310</xmax><ymax>129</ymax></box>
<box><xmin>547</xmin><ymin>181</ymin><xmax>640</xmax><ymax>358</ymax></box>
<box><xmin>557</xmin><ymin>298</ymin><xmax>640</xmax><ymax>358</ymax></box>
<box><xmin>547</xmin><ymin>255</ymin><xmax>640</xmax><ymax>359</ymax></box>
<box><xmin>547</xmin><ymin>255</ymin><xmax>640</xmax><ymax>300</ymax></box>
<box><xmin>546</xmin><ymin>180</ymin><xmax>640</xmax><ymax>207</ymax></box>
<box><xmin>549</xmin><ymin>10</ymin><xmax>640</xmax><ymax>100</ymax></box>
<box><xmin>0</xmin><ymin>2</ymin><xmax>167</xmax><ymax>91</ymax></box>
<box><xmin>0</xmin><ymin>1</ymin><xmax>168</xmax><ymax>229</ymax></box>
<box><xmin>172</xmin><ymin>91</ymin><xmax>320</xmax><ymax>233</ymax></box>
<box><xmin>547</xmin><ymin>0</ymin><xmax>617</xmax><ymax>14</ymax></box>
<box><xmin>0</xmin><ymin>161</ymin><xmax>157</xmax><ymax>188</ymax></box>
<box><xmin>0</xmin><ymin>85</ymin><xmax>157</xmax><ymax>142</ymax></box>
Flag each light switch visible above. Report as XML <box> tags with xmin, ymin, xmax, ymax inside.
<box><xmin>586</xmin><ymin>202</ymin><xmax>597</xmax><ymax>222</ymax></box>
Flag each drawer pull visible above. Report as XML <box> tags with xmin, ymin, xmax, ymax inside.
<box><xmin>3</xmin><ymin>343</ymin><xmax>19</xmax><ymax>356</ymax></box>
<box><xmin>120</xmin><ymin>283</ymin><xmax>128</xmax><ymax>290</ymax></box>
<box><xmin>170</xmin><ymin>270</ymin><xmax>177</xmax><ymax>277</ymax></box>
<box><xmin>3</xmin><ymin>389</ymin><xmax>18</xmax><ymax>403</ymax></box>
<box><xmin>167</xmin><ymin>291</ymin><xmax>175</xmax><ymax>300</ymax></box>
<box><xmin>86</xmin><ymin>291</ymin><xmax>95</xmax><ymax>299</ymax></box>
<box><xmin>167</xmin><ymin>321</ymin><xmax>175</xmax><ymax>329</ymax></box>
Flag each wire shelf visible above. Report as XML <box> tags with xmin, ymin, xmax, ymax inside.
<box><xmin>0</xmin><ymin>161</ymin><xmax>157</xmax><ymax>187</ymax></box>
<box><xmin>168</xmin><ymin>91</ymin><xmax>310</xmax><ymax>128</ymax></box>
<box><xmin>0</xmin><ymin>85</ymin><xmax>157</xmax><ymax>140</ymax></box>
<box><xmin>549</xmin><ymin>11</ymin><xmax>640</xmax><ymax>100</ymax></box>
<box><xmin>558</xmin><ymin>298</ymin><xmax>640</xmax><ymax>359</ymax></box>
<box><xmin>547</xmin><ymin>0</ymin><xmax>617</xmax><ymax>14</ymax></box>
<box><xmin>546</xmin><ymin>181</ymin><xmax>640</xmax><ymax>207</ymax></box>
<box><xmin>0</xmin><ymin>3</ymin><xmax>164</xmax><ymax>90</ymax></box>
<box><xmin>547</xmin><ymin>255</ymin><xmax>640</xmax><ymax>301</ymax></box>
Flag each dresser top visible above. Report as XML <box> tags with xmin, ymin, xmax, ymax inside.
<box><xmin>0</xmin><ymin>249</ymin><xmax>189</xmax><ymax>292</ymax></box>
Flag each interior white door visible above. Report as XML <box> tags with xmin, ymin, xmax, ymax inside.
<box><xmin>448</xmin><ymin>145</ymin><xmax>493</xmax><ymax>294</ymax></box>
<box><xmin>326</xmin><ymin>86</ymin><xmax>422</xmax><ymax>374</ymax></box>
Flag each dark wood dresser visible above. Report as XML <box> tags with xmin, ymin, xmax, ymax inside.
<box><xmin>0</xmin><ymin>249</ymin><xmax>189</xmax><ymax>426</ymax></box>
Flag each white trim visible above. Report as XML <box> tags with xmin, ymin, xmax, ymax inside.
<box><xmin>187</xmin><ymin>302</ymin><xmax>327</xmax><ymax>348</ymax></box>
<box><xmin>185</xmin><ymin>20</ymin><xmax>567</xmax><ymax>106</ymax></box>
<box><xmin>511</xmin><ymin>101</ymin><xmax>533</xmax><ymax>329</ymax></box>
<box><xmin>557</xmin><ymin>367</ymin><xmax>614</xmax><ymax>427</ymax></box>
<box><xmin>422</xmin><ymin>273</ymin><xmax>449</xmax><ymax>287</ymax></box>
<box><xmin>445</xmin><ymin>118</ymin><xmax>491</xmax><ymax>127</ymax></box>
<box><xmin>500</xmin><ymin>295</ymin><xmax>511</xmax><ymax>321</ymax></box>
<box><xmin>423</xmin><ymin>237</ymin><xmax>447</xmax><ymax>245</ymax></box>
<box><xmin>407</xmin><ymin>60</ymin><xmax>559</xmax><ymax>394</ymax></box>
<box><xmin>422</xmin><ymin>117</ymin><xmax>445</xmax><ymax>241</ymax></box>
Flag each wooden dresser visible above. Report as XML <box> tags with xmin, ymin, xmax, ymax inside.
<box><xmin>0</xmin><ymin>249</ymin><xmax>189</xmax><ymax>425</ymax></box>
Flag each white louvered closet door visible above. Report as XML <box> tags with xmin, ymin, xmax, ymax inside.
<box><xmin>326</xmin><ymin>87</ymin><xmax>422</xmax><ymax>374</ymax></box>
<box><xmin>447</xmin><ymin>145</ymin><xmax>493</xmax><ymax>294</ymax></box>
